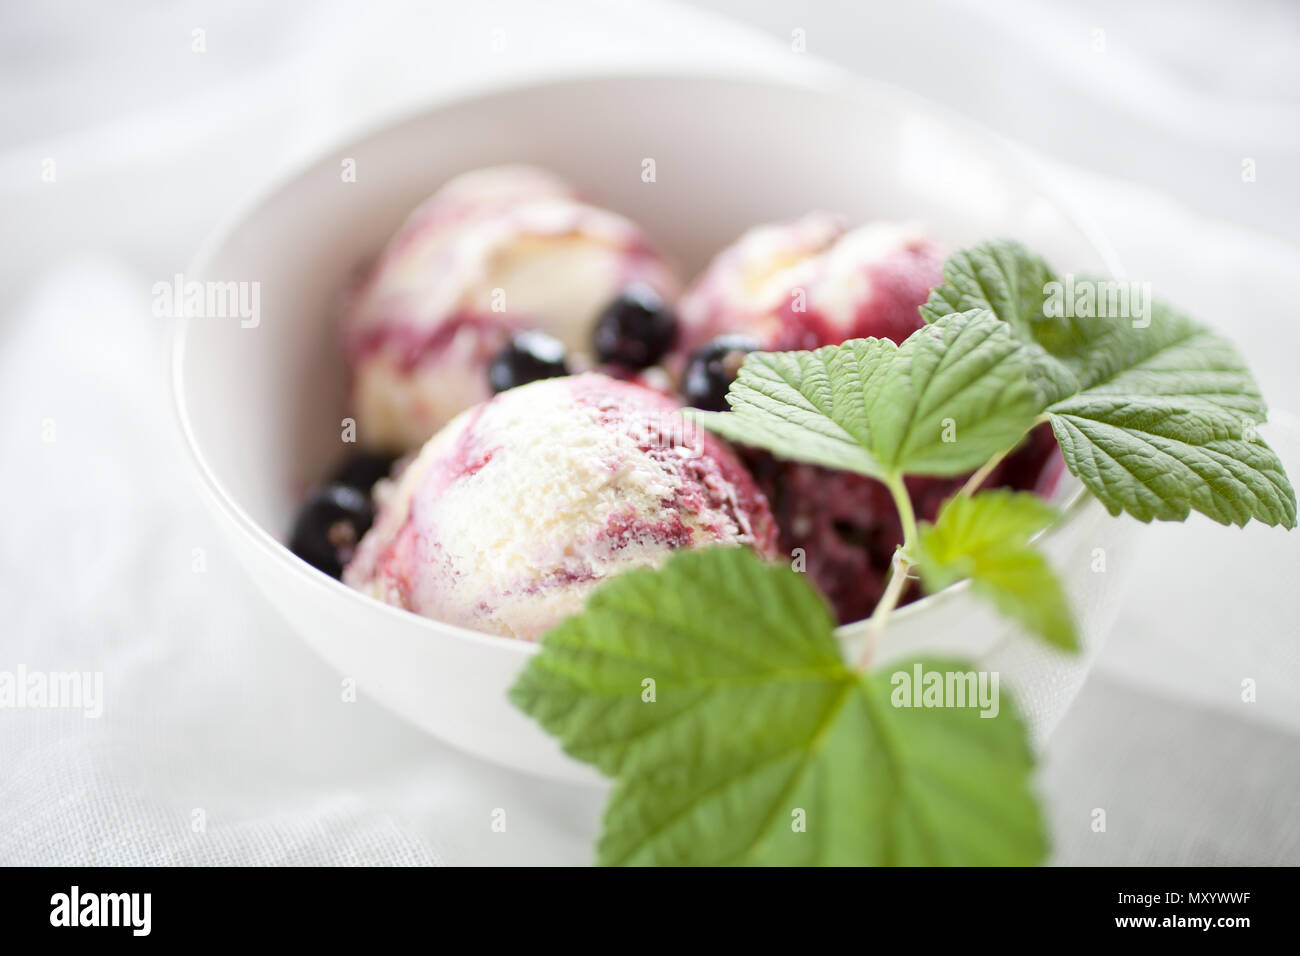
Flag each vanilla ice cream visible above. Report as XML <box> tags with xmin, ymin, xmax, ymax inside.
<box><xmin>673</xmin><ymin>215</ymin><xmax>963</xmax><ymax>625</ymax></box>
<box><xmin>673</xmin><ymin>214</ymin><xmax>944</xmax><ymax>360</ymax></box>
<box><xmin>343</xmin><ymin>373</ymin><xmax>778</xmax><ymax>640</ymax></box>
<box><xmin>343</xmin><ymin>166</ymin><xmax>681</xmax><ymax>451</ymax></box>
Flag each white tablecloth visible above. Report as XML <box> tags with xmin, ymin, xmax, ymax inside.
<box><xmin>2</xmin><ymin>0</ymin><xmax>1297</xmax><ymax>865</ymax></box>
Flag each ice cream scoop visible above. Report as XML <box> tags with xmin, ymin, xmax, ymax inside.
<box><xmin>671</xmin><ymin>214</ymin><xmax>1063</xmax><ymax>625</ymax></box>
<box><xmin>747</xmin><ymin>425</ymin><xmax>1064</xmax><ymax>624</ymax></box>
<box><xmin>673</xmin><ymin>214</ymin><xmax>945</xmax><ymax>359</ymax></box>
<box><xmin>343</xmin><ymin>373</ymin><xmax>778</xmax><ymax>640</ymax></box>
<box><xmin>343</xmin><ymin>166</ymin><xmax>680</xmax><ymax>451</ymax></box>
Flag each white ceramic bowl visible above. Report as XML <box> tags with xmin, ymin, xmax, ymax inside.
<box><xmin>173</xmin><ymin>71</ymin><xmax>1135</xmax><ymax>783</ymax></box>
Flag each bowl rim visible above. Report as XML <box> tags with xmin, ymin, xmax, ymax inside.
<box><xmin>171</xmin><ymin>66</ymin><xmax>1121</xmax><ymax>656</ymax></box>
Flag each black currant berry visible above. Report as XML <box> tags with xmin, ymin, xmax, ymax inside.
<box><xmin>289</xmin><ymin>484</ymin><xmax>375</xmax><ymax>579</ymax></box>
<box><xmin>593</xmin><ymin>284</ymin><xmax>678</xmax><ymax>368</ymax></box>
<box><xmin>330</xmin><ymin>451</ymin><xmax>397</xmax><ymax>496</ymax></box>
<box><xmin>681</xmin><ymin>334</ymin><xmax>760</xmax><ymax>412</ymax></box>
<box><xmin>488</xmin><ymin>331</ymin><xmax>570</xmax><ymax>393</ymax></box>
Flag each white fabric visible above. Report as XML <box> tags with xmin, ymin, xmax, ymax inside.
<box><xmin>2</xmin><ymin>0</ymin><xmax>1297</xmax><ymax>865</ymax></box>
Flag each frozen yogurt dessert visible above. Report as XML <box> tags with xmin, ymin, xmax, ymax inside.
<box><xmin>672</xmin><ymin>214</ymin><xmax>945</xmax><ymax>404</ymax></box>
<box><xmin>667</xmin><ymin>214</ymin><xmax>1058</xmax><ymax>623</ymax></box>
<box><xmin>342</xmin><ymin>165</ymin><xmax>680</xmax><ymax>451</ymax></box>
<box><xmin>746</xmin><ymin>427</ymin><xmax>1063</xmax><ymax>623</ymax></box>
<box><xmin>288</xmin><ymin>181</ymin><xmax>1065</xmax><ymax>636</ymax></box>
<box><xmin>342</xmin><ymin>373</ymin><xmax>778</xmax><ymax>640</ymax></box>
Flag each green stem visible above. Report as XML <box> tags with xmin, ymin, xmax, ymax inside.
<box><xmin>959</xmin><ymin>417</ymin><xmax>1051</xmax><ymax>499</ymax></box>
<box><xmin>856</xmin><ymin>470</ymin><xmax>919</xmax><ymax>671</ymax></box>
<box><xmin>885</xmin><ymin>472</ymin><xmax>919</xmax><ymax>556</ymax></box>
<box><xmin>958</xmin><ymin>449</ymin><xmax>1007</xmax><ymax>499</ymax></box>
<box><xmin>856</xmin><ymin>550</ymin><xmax>912</xmax><ymax>671</ymax></box>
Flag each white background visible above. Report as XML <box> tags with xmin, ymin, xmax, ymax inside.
<box><xmin>1</xmin><ymin>0</ymin><xmax>1298</xmax><ymax>865</ymax></box>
